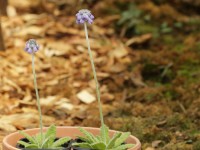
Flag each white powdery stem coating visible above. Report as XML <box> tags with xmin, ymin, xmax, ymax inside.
<box><xmin>84</xmin><ymin>22</ymin><xmax>106</xmax><ymax>143</ymax></box>
<box><xmin>25</xmin><ymin>39</ymin><xmax>43</xmax><ymax>145</ymax></box>
<box><xmin>32</xmin><ymin>54</ymin><xmax>43</xmax><ymax>146</ymax></box>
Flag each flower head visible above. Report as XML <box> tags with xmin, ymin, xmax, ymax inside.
<box><xmin>25</xmin><ymin>39</ymin><xmax>39</xmax><ymax>54</ymax></box>
<box><xmin>76</xmin><ymin>9</ymin><xmax>94</xmax><ymax>24</ymax></box>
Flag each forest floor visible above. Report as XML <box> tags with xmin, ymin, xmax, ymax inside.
<box><xmin>0</xmin><ymin>1</ymin><xmax>200</xmax><ymax>150</ymax></box>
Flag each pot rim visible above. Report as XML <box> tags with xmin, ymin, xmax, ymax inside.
<box><xmin>3</xmin><ymin>126</ymin><xmax>141</xmax><ymax>150</ymax></box>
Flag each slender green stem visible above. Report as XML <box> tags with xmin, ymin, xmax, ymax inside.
<box><xmin>84</xmin><ymin>23</ymin><xmax>104</xmax><ymax>125</ymax></box>
<box><xmin>84</xmin><ymin>23</ymin><xmax>104</xmax><ymax>126</ymax></box>
<box><xmin>32</xmin><ymin>54</ymin><xmax>43</xmax><ymax>145</ymax></box>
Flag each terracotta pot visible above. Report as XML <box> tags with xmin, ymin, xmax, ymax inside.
<box><xmin>2</xmin><ymin>126</ymin><xmax>141</xmax><ymax>150</ymax></box>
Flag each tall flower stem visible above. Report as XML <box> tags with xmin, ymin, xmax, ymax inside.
<box><xmin>32</xmin><ymin>54</ymin><xmax>43</xmax><ymax>144</ymax></box>
<box><xmin>84</xmin><ymin>23</ymin><xmax>104</xmax><ymax>126</ymax></box>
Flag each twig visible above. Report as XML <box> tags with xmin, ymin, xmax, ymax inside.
<box><xmin>0</xmin><ymin>16</ymin><xmax>5</xmax><ymax>50</ymax></box>
<box><xmin>0</xmin><ymin>0</ymin><xmax>8</xmax><ymax>16</ymax></box>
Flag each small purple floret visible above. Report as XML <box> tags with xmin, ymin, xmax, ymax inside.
<box><xmin>76</xmin><ymin>9</ymin><xmax>94</xmax><ymax>24</ymax></box>
<box><xmin>25</xmin><ymin>39</ymin><xmax>39</xmax><ymax>54</ymax></box>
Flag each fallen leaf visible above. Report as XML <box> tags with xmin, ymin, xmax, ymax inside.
<box><xmin>126</xmin><ymin>34</ymin><xmax>152</xmax><ymax>46</ymax></box>
<box><xmin>111</xmin><ymin>44</ymin><xmax>128</xmax><ymax>58</ymax></box>
<box><xmin>145</xmin><ymin>147</ymin><xmax>155</xmax><ymax>150</ymax></box>
<box><xmin>109</xmin><ymin>63</ymin><xmax>126</xmax><ymax>73</ymax></box>
<box><xmin>77</xmin><ymin>90</ymin><xmax>96</xmax><ymax>104</ymax></box>
<box><xmin>152</xmin><ymin>140</ymin><xmax>163</xmax><ymax>148</ymax></box>
<box><xmin>0</xmin><ymin>122</ymin><xmax>16</xmax><ymax>132</ymax></box>
<box><xmin>14</xmin><ymin>26</ymin><xmax>44</xmax><ymax>37</ymax></box>
<box><xmin>55</xmin><ymin>98</ymin><xmax>74</xmax><ymax>111</ymax></box>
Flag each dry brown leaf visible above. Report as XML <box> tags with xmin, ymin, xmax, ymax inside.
<box><xmin>22</xmin><ymin>14</ymin><xmax>46</xmax><ymax>22</ymax></box>
<box><xmin>55</xmin><ymin>98</ymin><xmax>74</xmax><ymax>111</ymax></box>
<box><xmin>9</xmin><ymin>0</ymin><xmax>40</xmax><ymax>9</ymax></box>
<box><xmin>96</xmin><ymin>72</ymin><xmax>110</xmax><ymax>78</ymax></box>
<box><xmin>7</xmin><ymin>6</ymin><xmax>17</xmax><ymax>17</ymax></box>
<box><xmin>55</xmin><ymin>23</ymin><xmax>80</xmax><ymax>35</ymax></box>
<box><xmin>126</xmin><ymin>34</ymin><xmax>152</xmax><ymax>46</ymax></box>
<box><xmin>152</xmin><ymin>140</ymin><xmax>163</xmax><ymax>148</ymax></box>
<box><xmin>109</xmin><ymin>63</ymin><xmax>126</xmax><ymax>73</ymax></box>
<box><xmin>111</xmin><ymin>44</ymin><xmax>128</xmax><ymax>58</ymax></box>
<box><xmin>145</xmin><ymin>148</ymin><xmax>155</xmax><ymax>150</ymax></box>
<box><xmin>14</xmin><ymin>26</ymin><xmax>44</xmax><ymax>37</ymax></box>
<box><xmin>0</xmin><ymin>113</ymin><xmax>54</xmax><ymax>131</ymax></box>
<box><xmin>22</xmin><ymin>89</ymin><xmax>32</xmax><ymax>102</ymax></box>
<box><xmin>40</xmin><ymin>96</ymin><xmax>57</xmax><ymax>107</ymax></box>
<box><xmin>101</xmin><ymin>93</ymin><xmax>114</xmax><ymax>102</ymax></box>
<box><xmin>0</xmin><ymin>122</ymin><xmax>16</xmax><ymax>132</ymax></box>
<box><xmin>44</xmin><ymin>41</ymin><xmax>72</xmax><ymax>57</ymax></box>
<box><xmin>2</xmin><ymin>77</ymin><xmax>22</xmax><ymax>92</ymax></box>
<box><xmin>139</xmin><ymin>2</ymin><xmax>188</xmax><ymax>21</ymax></box>
<box><xmin>130</xmin><ymin>73</ymin><xmax>146</xmax><ymax>87</ymax></box>
<box><xmin>77</xmin><ymin>90</ymin><xmax>96</xmax><ymax>104</ymax></box>
<box><xmin>95</xmin><ymin>15</ymin><xmax>120</xmax><ymax>26</ymax></box>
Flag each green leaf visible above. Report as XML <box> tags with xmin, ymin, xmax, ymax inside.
<box><xmin>96</xmin><ymin>135</ymin><xmax>103</xmax><ymax>142</ymax></box>
<box><xmin>91</xmin><ymin>141</ymin><xmax>106</xmax><ymax>149</ymax></box>
<box><xmin>118</xmin><ymin>4</ymin><xmax>142</xmax><ymax>26</ymax></box>
<box><xmin>18</xmin><ymin>126</ymin><xmax>71</xmax><ymax>149</ymax></box>
<box><xmin>77</xmin><ymin>136</ymin><xmax>90</xmax><ymax>143</ymax></box>
<box><xmin>45</xmin><ymin>125</ymin><xmax>56</xmax><ymax>147</ymax></box>
<box><xmin>107</xmin><ymin>132</ymin><xmax>122</xmax><ymax>149</ymax></box>
<box><xmin>76</xmin><ymin>126</ymin><xmax>134</xmax><ymax>150</ymax></box>
<box><xmin>114</xmin><ymin>132</ymin><xmax>131</xmax><ymax>147</ymax></box>
<box><xmin>25</xmin><ymin>144</ymin><xmax>39</xmax><ymax>148</ymax></box>
<box><xmin>52</xmin><ymin>137</ymin><xmax>70</xmax><ymax>148</ymax></box>
<box><xmin>34</xmin><ymin>132</ymin><xmax>43</xmax><ymax>148</ymax></box>
<box><xmin>41</xmin><ymin>135</ymin><xmax>54</xmax><ymax>148</ymax></box>
<box><xmin>79</xmin><ymin>127</ymin><xmax>98</xmax><ymax>143</ymax></box>
<box><xmin>112</xmin><ymin>144</ymin><xmax>135</xmax><ymax>150</ymax></box>
<box><xmin>100</xmin><ymin>124</ymin><xmax>109</xmax><ymax>144</ymax></box>
<box><xmin>73</xmin><ymin>142</ymin><xmax>93</xmax><ymax>149</ymax></box>
<box><xmin>19</xmin><ymin>131</ymin><xmax>36</xmax><ymax>144</ymax></box>
<box><xmin>17</xmin><ymin>141</ymin><xmax>31</xmax><ymax>147</ymax></box>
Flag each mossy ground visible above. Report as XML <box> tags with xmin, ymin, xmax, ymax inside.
<box><xmin>101</xmin><ymin>1</ymin><xmax>200</xmax><ymax>149</ymax></box>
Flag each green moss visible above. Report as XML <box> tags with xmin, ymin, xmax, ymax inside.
<box><xmin>135</xmin><ymin>23</ymin><xmax>159</xmax><ymax>36</ymax></box>
<box><xmin>193</xmin><ymin>42</ymin><xmax>200</xmax><ymax>53</ymax></box>
<box><xmin>188</xmin><ymin>18</ymin><xmax>200</xmax><ymax>27</ymax></box>
<box><xmin>143</xmin><ymin>131</ymin><xmax>171</xmax><ymax>144</ymax></box>
<box><xmin>173</xmin><ymin>44</ymin><xmax>185</xmax><ymax>53</ymax></box>
<box><xmin>107</xmin><ymin>117</ymin><xmax>145</xmax><ymax>141</ymax></box>
<box><xmin>163</xmin><ymin>89</ymin><xmax>181</xmax><ymax>100</ymax></box>
<box><xmin>142</xmin><ymin>63</ymin><xmax>174</xmax><ymax>84</ymax></box>
<box><xmin>166</xmin><ymin>114</ymin><xmax>192</xmax><ymax>130</ymax></box>
<box><xmin>177</xmin><ymin>61</ymin><xmax>200</xmax><ymax>83</ymax></box>
<box><xmin>145</xmin><ymin>93</ymin><xmax>157</xmax><ymax>102</ymax></box>
<box><xmin>188</xmin><ymin>130</ymin><xmax>200</xmax><ymax>137</ymax></box>
<box><xmin>193</xmin><ymin>141</ymin><xmax>200</xmax><ymax>150</ymax></box>
<box><xmin>162</xmin><ymin>35</ymin><xmax>176</xmax><ymax>45</ymax></box>
<box><xmin>160</xmin><ymin>22</ymin><xmax>173</xmax><ymax>34</ymax></box>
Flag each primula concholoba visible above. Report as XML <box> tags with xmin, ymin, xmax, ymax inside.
<box><xmin>19</xmin><ymin>39</ymin><xmax>70</xmax><ymax>149</ymax></box>
<box><xmin>76</xmin><ymin>9</ymin><xmax>94</xmax><ymax>24</ymax></box>
<box><xmin>25</xmin><ymin>39</ymin><xmax>39</xmax><ymax>54</ymax></box>
<box><xmin>18</xmin><ymin>125</ymin><xmax>70</xmax><ymax>149</ymax></box>
<box><xmin>74</xmin><ymin>9</ymin><xmax>135</xmax><ymax>150</ymax></box>
<box><xmin>24</xmin><ymin>39</ymin><xmax>44</xmax><ymax>141</ymax></box>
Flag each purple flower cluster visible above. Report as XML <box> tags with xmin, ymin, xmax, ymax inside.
<box><xmin>25</xmin><ymin>39</ymin><xmax>39</xmax><ymax>54</ymax></box>
<box><xmin>76</xmin><ymin>9</ymin><xmax>94</xmax><ymax>24</ymax></box>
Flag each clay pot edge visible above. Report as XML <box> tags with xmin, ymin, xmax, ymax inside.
<box><xmin>2</xmin><ymin>126</ymin><xmax>141</xmax><ymax>150</ymax></box>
